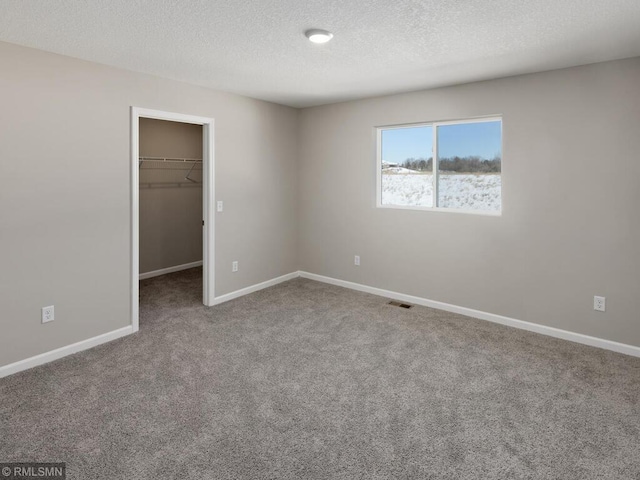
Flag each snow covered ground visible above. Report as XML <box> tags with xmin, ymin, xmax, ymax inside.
<box><xmin>381</xmin><ymin>171</ymin><xmax>501</xmax><ymax>211</ymax></box>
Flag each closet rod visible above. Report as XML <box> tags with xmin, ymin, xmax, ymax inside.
<box><xmin>139</xmin><ymin>156</ymin><xmax>202</xmax><ymax>164</ymax></box>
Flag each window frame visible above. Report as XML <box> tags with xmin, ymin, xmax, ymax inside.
<box><xmin>375</xmin><ymin>115</ymin><xmax>503</xmax><ymax>216</ymax></box>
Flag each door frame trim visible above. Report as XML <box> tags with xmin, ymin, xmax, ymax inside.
<box><xmin>130</xmin><ymin>107</ymin><xmax>215</xmax><ymax>332</ymax></box>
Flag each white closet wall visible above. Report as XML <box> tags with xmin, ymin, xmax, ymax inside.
<box><xmin>139</xmin><ymin>118</ymin><xmax>203</xmax><ymax>275</ymax></box>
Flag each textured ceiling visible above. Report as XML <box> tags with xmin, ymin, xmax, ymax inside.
<box><xmin>1</xmin><ymin>0</ymin><xmax>639</xmax><ymax>107</ymax></box>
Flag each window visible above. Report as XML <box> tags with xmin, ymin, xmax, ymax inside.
<box><xmin>377</xmin><ymin>117</ymin><xmax>502</xmax><ymax>214</ymax></box>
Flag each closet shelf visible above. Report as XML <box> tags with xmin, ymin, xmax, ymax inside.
<box><xmin>139</xmin><ymin>156</ymin><xmax>202</xmax><ymax>185</ymax></box>
<box><xmin>139</xmin><ymin>156</ymin><xmax>202</xmax><ymax>164</ymax></box>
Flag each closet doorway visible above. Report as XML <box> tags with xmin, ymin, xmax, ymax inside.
<box><xmin>130</xmin><ymin>108</ymin><xmax>215</xmax><ymax>332</ymax></box>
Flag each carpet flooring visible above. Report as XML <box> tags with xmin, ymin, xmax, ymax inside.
<box><xmin>1</xmin><ymin>268</ymin><xmax>639</xmax><ymax>479</ymax></box>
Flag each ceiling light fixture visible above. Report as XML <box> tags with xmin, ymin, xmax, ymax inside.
<box><xmin>305</xmin><ymin>29</ymin><xmax>333</xmax><ymax>44</ymax></box>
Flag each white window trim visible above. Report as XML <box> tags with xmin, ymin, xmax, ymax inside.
<box><xmin>376</xmin><ymin>116</ymin><xmax>503</xmax><ymax>216</ymax></box>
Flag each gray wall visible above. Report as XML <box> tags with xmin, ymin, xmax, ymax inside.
<box><xmin>139</xmin><ymin>118</ymin><xmax>203</xmax><ymax>274</ymax></box>
<box><xmin>1</xmin><ymin>39</ymin><xmax>638</xmax><ymax>370</ymax></box>
<box><xmin>0</xmin><ymin>41</ymin><xmax>299</xmax><ymax>367</ymax></box>
<box><xmin>297</xmin><ymin>58</ymin><xmax>640</xmax><ymax>347</ymax></box>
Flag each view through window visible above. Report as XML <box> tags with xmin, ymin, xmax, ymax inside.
<box><xmin>378</xmin><ymin>118</ymin><xmax>502</xmax><ymax>213</ymax></box>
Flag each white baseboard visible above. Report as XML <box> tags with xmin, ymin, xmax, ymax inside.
<box><xmin>0</xmin><ymin>325</ymin><xmax>134</xmax><ymax>379</ymax></box>
<box><xmin>299</xmin><ymin>271</ymin><xmax>640</xmax><ymax>358</ymax></box>
<box><xmin>213</xmin><ymin>272</ymin><xmax>299</xmax><ymax>305</ymax></box>
<box><xmin>139</xmin><ymin>260</ymin><xmax>203</xmax><ymax>280</ymax></box>
<box><xmin>5</xmin><ymin>270</ymin><xmax>636</xmax><ymax>380</ymax></box>
<box><xmin>1</xmin><ymin>269</ymin><xmax>295</xmax><ymax>379</ymax></box>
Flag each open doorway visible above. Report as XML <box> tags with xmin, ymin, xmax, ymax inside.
<box><xmin>130</xmin><ymin>108</ymin><xmax>215</xmax><ymax>332</ymax></box>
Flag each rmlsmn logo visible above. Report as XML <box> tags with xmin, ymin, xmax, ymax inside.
<box><xmin>0</xmin><ymin>463</ymin><xmax>65</xmax><ymax>480</ymax></box>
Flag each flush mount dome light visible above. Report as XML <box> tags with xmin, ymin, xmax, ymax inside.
<box><xmin>305</xmin><ymin>29</ymin><xmax>333</xmax><ymax>44</ymax></box>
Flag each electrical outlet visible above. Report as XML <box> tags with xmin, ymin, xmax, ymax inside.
<box><xmin>232</xmin><ymin>261</ymin><xmax>238</xmax><ymax>272</ymax></box>
<box><xmin>594</xmin><ymin>296</ymin><xmax>605</xmax><ymax>312</ymax></box>
<box><xmin>42</xmin><ymin>305</ymin><xmax>55</xmax><ymax>323</ymax></box>
<box><xmin>354</xmin><ymin>255</ymin><xmax>360</xmax><ymax>266</ymax></box>
<box><xmin>217</xmin><ymin>201</ymin><xmax>223</xmax><ymax>212</ymax></box>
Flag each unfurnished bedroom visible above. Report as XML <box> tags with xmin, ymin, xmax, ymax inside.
<box><xmin>1</xmin><ymin>1</ymin><xmax>639</xmax><ymax>479</ymax></box>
